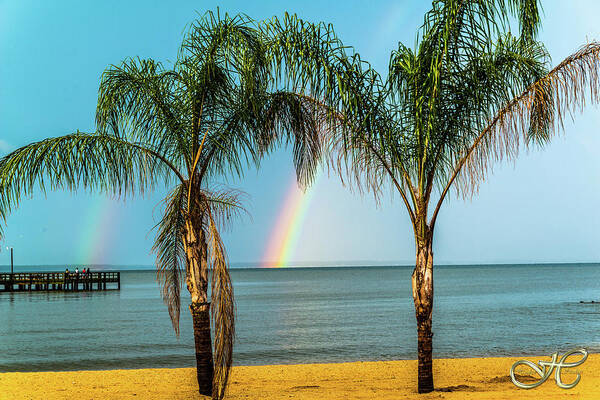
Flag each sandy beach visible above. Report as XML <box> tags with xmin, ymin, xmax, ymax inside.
<box><xmin>2</xmin><ymin>354</ymin><xmax>599</xmax><ymax>399</ymax></box>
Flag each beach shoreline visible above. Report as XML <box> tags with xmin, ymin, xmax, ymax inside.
<box><xmin>2</xmin><ymin>355</ymin><xmax>598</xmax><ymax>399</ymax></box>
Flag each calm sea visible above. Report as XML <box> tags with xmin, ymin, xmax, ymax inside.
<box><xmin>1</xmin><ymin>264</ymin><xmax>600</xmax><ymax>372</ymax></box>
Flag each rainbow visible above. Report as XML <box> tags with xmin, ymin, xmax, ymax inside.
<box><xmin>77</xmin><ymin>196</ymin><xmax>119</xmax><ymax>266</ymax></box>
<box><xmin>262</xmin><ymin>173</ymin><xmax>319</xmax><ymax>268</ymax></box>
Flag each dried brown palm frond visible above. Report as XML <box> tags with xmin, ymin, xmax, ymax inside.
<box><xmin>205</xmin><ymin>207</ymin><xmax>235</xmax><ymax>400</ymax></box>
<box><xmin>153</xmin><ymin>184</ymin><xmax>187</xmax><ymax>336</ymax></box>
<box><xmin>199</xmin><ymin>185</ymin><xmax>249</xmax><ymax>233</ymax></box>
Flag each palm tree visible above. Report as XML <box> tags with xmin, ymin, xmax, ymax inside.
<box><xmin>0</xmin><ymin>11</ymin><xmax>322</xmax><ymax>399</ymax></box>
<box><xmin>266</xmin><ymin>1</ymin><xmax>600</xmax><ymax>393</ymax></box>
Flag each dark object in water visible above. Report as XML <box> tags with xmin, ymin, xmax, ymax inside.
<box><xmin>579</xmin><ymin>300</ymin><xmax>597</xmax><ymax>304</ymax></box>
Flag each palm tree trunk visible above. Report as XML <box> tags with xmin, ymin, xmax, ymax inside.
<box><xmin>191</xmin><ymin>301</ymin><xmax>214</xmax><ymax>396</ymax></box>
<box><xmin>183</xmin><ymin>215</ymin><xmax>214</xmax><ymax>397</ymax></box>
<box><xmin>412</xmin><ymin>230</ymin><xmax>434</xmax><ymax>393</ymax></box>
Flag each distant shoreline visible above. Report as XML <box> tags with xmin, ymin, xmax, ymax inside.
<box><xmin>1</xmin><ymin>261</ymin><xmax>600</xmax><ymax>272</ymax></box>
<box><xmin>2</xmin><ymin>356</ymin><xmax>598</xmax><ymax>399</ymax></box>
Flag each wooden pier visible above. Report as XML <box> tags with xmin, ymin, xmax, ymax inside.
<box><xmin>0</xmin><ymin>272</ymin><xmax>120</xmax><ymax>292</ymax></box>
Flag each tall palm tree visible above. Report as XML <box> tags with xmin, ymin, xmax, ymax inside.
<box><xmin>266</xmin><ymin>1</ymin><xmax>600</xmax><ymax>393</ymax></box>
<box><xmin>0</xmin><ymin>11</ymin><xmax>322</xmax><ymax>399</ymax></box>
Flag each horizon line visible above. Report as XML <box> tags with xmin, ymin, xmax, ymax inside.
<box><xmin>1</xmin><ymin>260</ymin><xmax>600</xmax><ymax>269</ymax></box>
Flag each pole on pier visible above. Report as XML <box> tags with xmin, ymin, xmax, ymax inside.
<box><xmin>10</xmin><ymin>247</ymin><xmax>14</xmax><ymax>275</ymax></box>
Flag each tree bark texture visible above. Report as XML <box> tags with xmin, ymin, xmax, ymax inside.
<box><xmin>412</xmin><ymin>228</ymin><xmax>434</xmax><ymax>393</ymax></box>
<box><xmin>191</xmin><ymin>301</ymin><xmax>214</xmax><ymax>396</ymax></box>
<box><xmin>184</xmin><ymin>211</ymin><xmax>213</xmax><ymax>396</ymax></box>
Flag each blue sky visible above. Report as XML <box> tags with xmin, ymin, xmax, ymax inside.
<box><xmin>1</xmin><ymin>0</ymin><xmax>600</xmax><ymax>267</ymax></box>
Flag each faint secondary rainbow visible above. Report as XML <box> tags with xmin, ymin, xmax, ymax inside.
<box><xmin>262</xmin><ymin>173</ymin><xmax>320</xmax><ymax>268</ymax></box>
<box><xmin>76</xmin><ymin>196</ymin><xmax>119</xmax><ymax>266</ymax></box>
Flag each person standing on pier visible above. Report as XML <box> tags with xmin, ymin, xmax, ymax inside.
<box><xmin>63</xmin><ymin>268</ymin><xmax>69</xmax><ymax>289</ymax></box>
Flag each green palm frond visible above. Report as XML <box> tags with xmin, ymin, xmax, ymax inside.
<box><xmin>259</xmin><ymin>92</ymin><xmax>328</xmax><ymax>187</ymax></box>
<box><xmin>425</xmin><ymin>33</ymin><xmax>550</xmax><ymax>194</ymax></box>
<box><xmin>180</xmin><ymin>10</ymin><xmax>265</xmax><ymax>81</ymax></box>
<box><xmin>0</xmin><ymin>132</ymin><xmax>173</xmax><ymax>237</ymax></box>
<box><xmin>263</xmin><ymin>12</ymin><xmax>407</xmax><ymax>188</ymax></box>
<box><xmin>197</xmin><ymin>103</ymin><xmax>261</xmax><ymax>183</ymax></box>
<box><xmin>507</xmin><ymin>0</ymin><xmax>542</xmax><ymax>42</ymax></box>
<box><xmin>96</xmin><ymin>58</ymin><xmax>190</xmax><ymax>171</ymax></box>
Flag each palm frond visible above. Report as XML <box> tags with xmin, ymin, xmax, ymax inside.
<box><xmin>0</xmin><ymin>132</ymin><xmax>170</xmax><ymax>237</ymax></box>
<box><xmin>199</xmin><ymin>186</ymin><xmax>248</xmax><ymax>232</ymax></box>
<box><xmin>175</xmin><ymin>10</ymin><xmax>286</xmax><ymax>188</ymax></box>
<box><xmin>461</xmin><ymin>42</ymin><xmax>600</xmax><ymax>192</ymax></box>
<box><xmin>153</xmin><ymin>184</ymin><xmax>187</xmax><ymax>336</ymax></box>
<box><xmin>427</xmin><ymin>33</ymin><xmax>549</xmax><ymax>188</ymax></box>
<box><xmin>507</xmin><ymin>0</ymin><xmax>542</xmax><ymax>42</ymax></box>
<box><xmin>430</xmin><ymin>42</ymin><xmax>600</xmax><ymax>226</ymax></box>
<box><xmin>258</xmin><ymin>92</ymin><xmax>329</xmax><ymax>188</ymax></box>
<box><xmin>96</xmin><ymin>58</ymin><xmax>190</xmax><ymax>170</ymax></box>
<box><xmin>204</xmin><ymin>208</ymin><xmax>235</xmax><ymax>400</ymax></box>
<box><xmin>180</xmin><ymin>10</ymin><xmax>265</xmax><ymax>81</ymax></box>
<box><xmin>197</xmin><ymin>100</ymin><xmax>261</xmax><ymax>183</ymax></box>
<box><xmin>263</xmin><ymin>13</ymin><xmax>414</xmax><ymax>199</ymax></box>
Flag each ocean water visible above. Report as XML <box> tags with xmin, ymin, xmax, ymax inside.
<box><xmin>1</xmin><ymin>264</ymin><xmax>600</xmax><ymax>372</ymax></box>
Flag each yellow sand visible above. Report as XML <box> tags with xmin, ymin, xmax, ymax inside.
<box><xmin>1</xmin><ymin>355</ymin><xmax>598</xmax><ymax>399</ymax></box>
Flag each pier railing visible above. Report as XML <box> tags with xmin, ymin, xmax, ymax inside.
<box><xmin>0</xmin><ymin>271</ymin><xmax>120</xmax><ymax>292</ymax></box>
